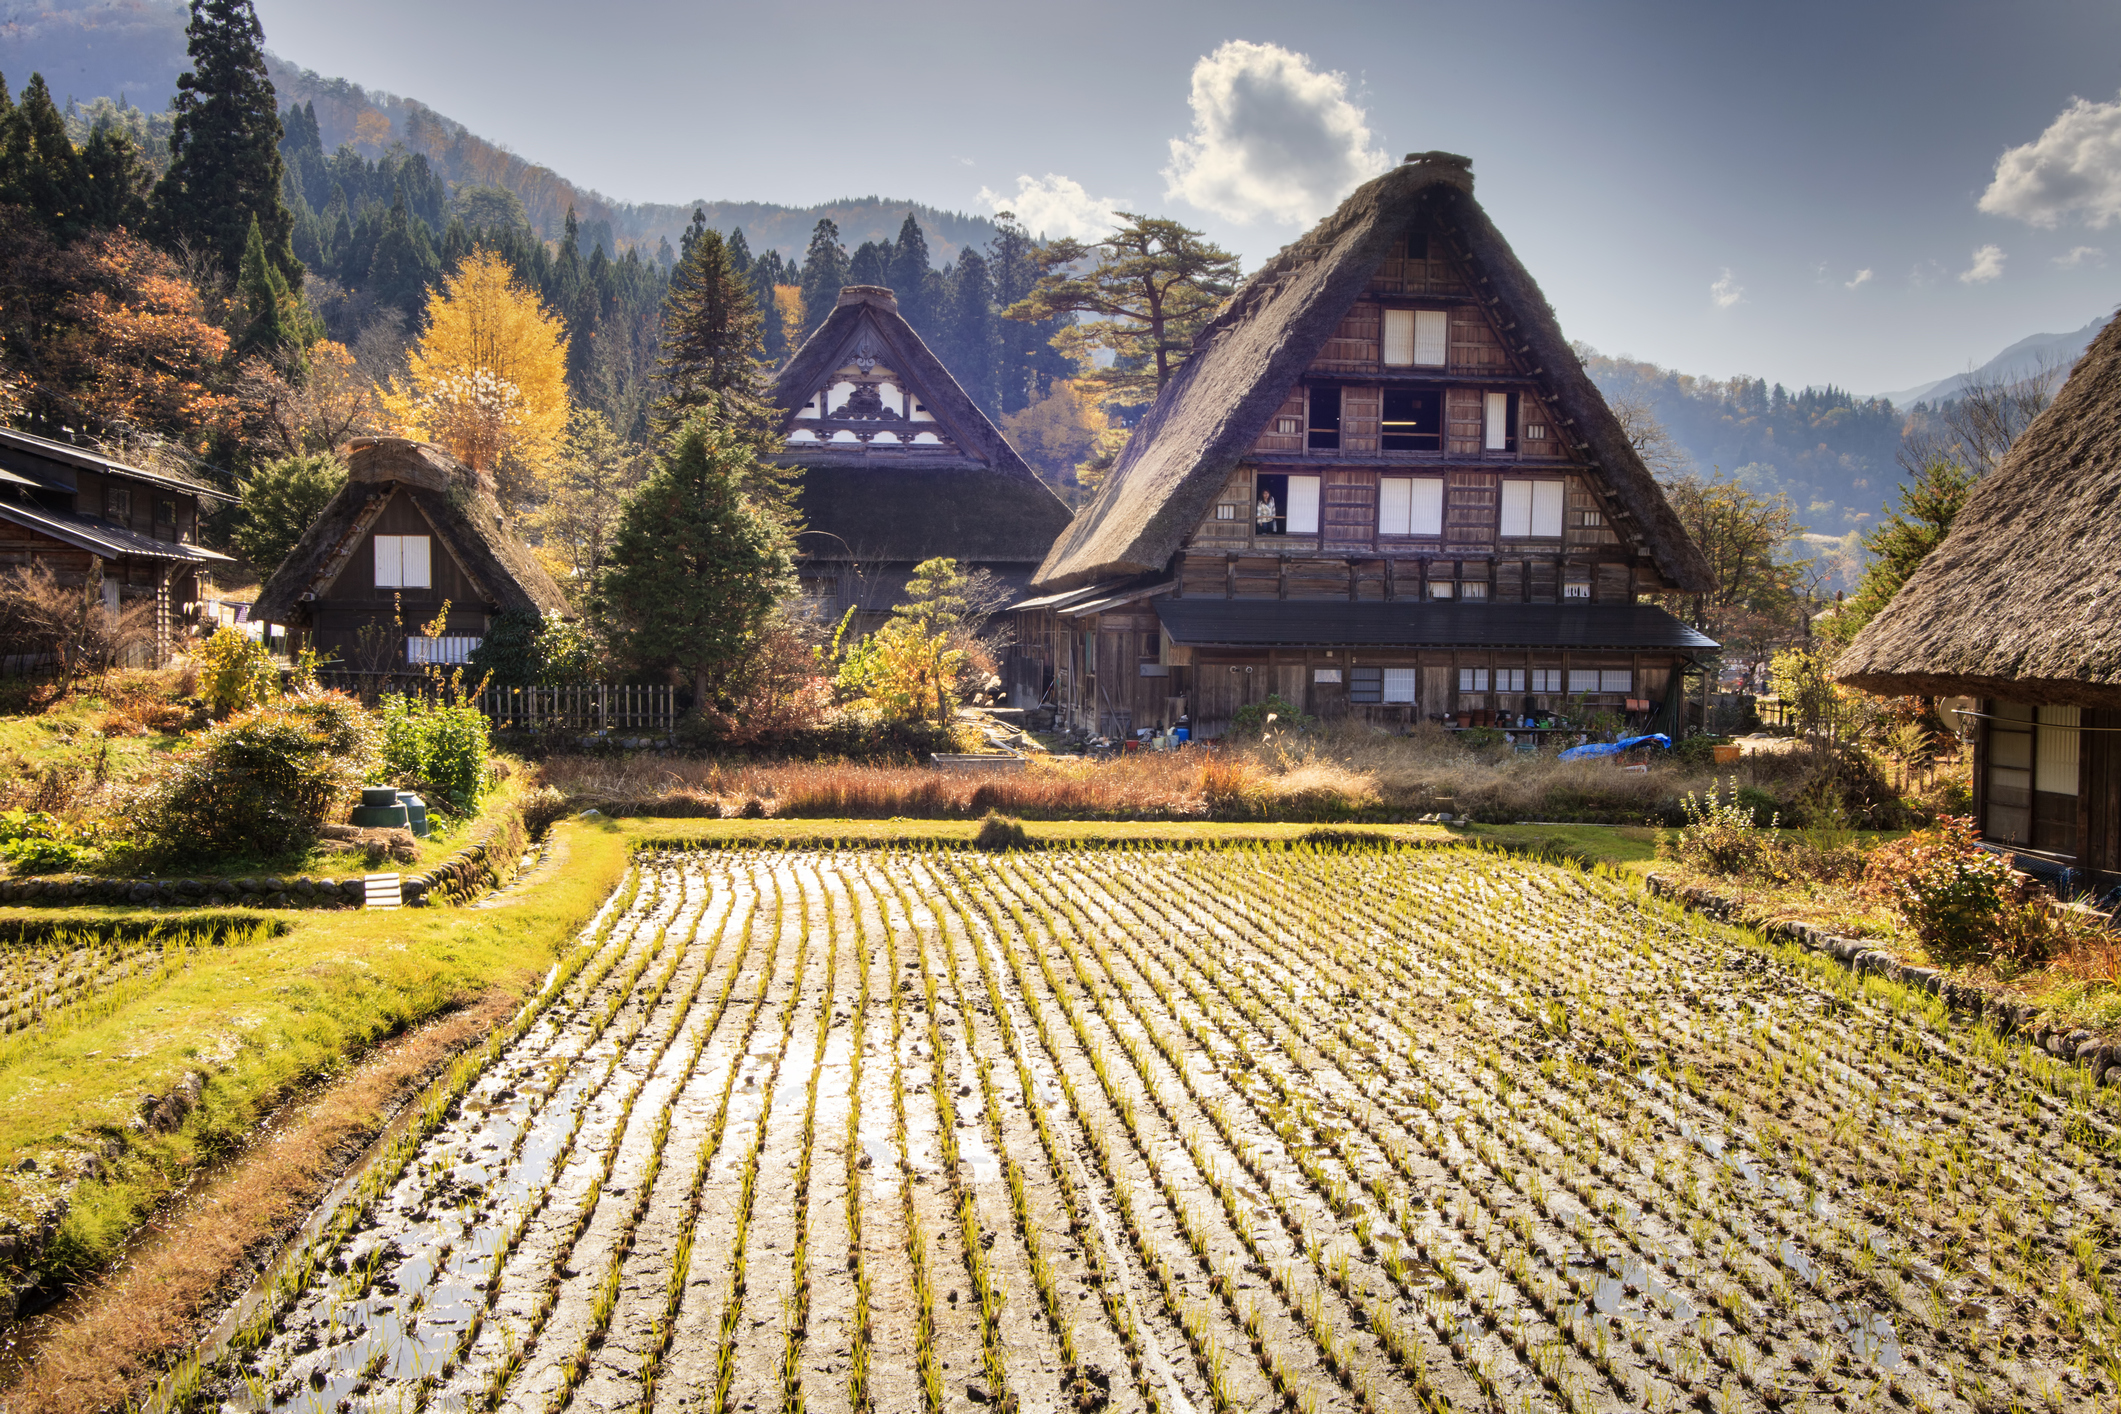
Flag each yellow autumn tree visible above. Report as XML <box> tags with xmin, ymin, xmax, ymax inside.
<box><xmin>379</xmin><ymin>250</ymin><xmax>570</xmax><ymax>507</ymax></box>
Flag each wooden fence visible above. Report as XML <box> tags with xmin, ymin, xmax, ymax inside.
<box><xmin>481</xmin><ymin>683</ymin><xmax>680</xmax><ymax>734</ymax></box>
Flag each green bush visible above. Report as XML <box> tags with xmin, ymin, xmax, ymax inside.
<box><xmin>1230</xmin><ymin>693</ymin><xmax>1314</xmax><ymax>737</ymax></box>
<box><xmin>196</xmin><ymin>625</ymin><xmax>281</xmax><ymax>718</ymax></box>
<box><xmin>1663</xmin><ymin>780</ymin><xmax>1781</xmax><ymax>877</ymax></box>
<box><xmin>973</xmin><ymin>811</ymin><xmax>1029</xmax><ymax>851</ymax></box>
<box><xmin>467</xmin><ymin>609</ymin><xmax>600</xmax><ymax>687</ymax></box>
<box><xmin>1864</xmin><ymin>815</ymin><xmax>2015</xmax><ymax>965</ymax></box>
<box><xmin>379</xmin><ymin>692</ymin><xmax>491</xmax><ymax>810</ymax></box>
<box><xmin>138</xmin><ymin>693</ymin><xmax>375</xmax><ymax>858</ymax></box>
<box><xmin>0</xmin><ymin>808</ymin><xmax>96</xmax><ymax>873</ymax></box>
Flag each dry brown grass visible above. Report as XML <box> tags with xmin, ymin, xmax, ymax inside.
<box><xmin>0</xmin><ymin>991</ymin><xmax>515</xmax><ymax>1414</ymax></box>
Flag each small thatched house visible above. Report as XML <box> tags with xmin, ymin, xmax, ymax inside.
<box><xmin>767</xmin><ymin>285</ymin><xmax>1073</xmax><ymax>662</ymax></box>
<box><xmin>1835</xmin><ymin>314</ymin><xmax>2121</xmax><ymax>888</ymax></box>
<box><xmin>1019</xmin><ymin>152</ymin><xmax>1715</xmax><ymax>738</ymax></box>
<box><xmin>253</xmin><ymin>437</ymin><xmax>569</xmax><ymax>669</ymax></box>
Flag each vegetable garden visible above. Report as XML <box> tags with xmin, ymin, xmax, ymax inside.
<box><xmin>181</xmin><ymin>842</ymin><xmax>2119</xmax><ymax>1414</ymax></box>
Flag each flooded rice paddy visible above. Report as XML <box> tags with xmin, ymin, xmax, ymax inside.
<box><xmin>189</xmin><ymin>843</ymin><xmax>2120</xmax><ymax>1414</ymax></box>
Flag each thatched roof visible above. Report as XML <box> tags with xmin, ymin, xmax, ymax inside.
<box><xmin>0</xmin><ymin>426</ymin><xmax>237</xmax><ymax>502</ymax></box>
<box><xmin>1031</xmin><ymin>153</ymin><xmax>1712</xmax><ymax>594</ymax></box>
<box><xmin>770</xmin><ymin>286</ymin><xmax>1072</xmax><ymax>565</ymax></box>
<box><xmin>1834</xmin><ymin>312</ymin><xmax>2121</xmax><ymax>707</ymax></box>
<box><xmin>252</xmin><ymin>438</ymin><xmax>570</xmax><ymax>624</ymax></box>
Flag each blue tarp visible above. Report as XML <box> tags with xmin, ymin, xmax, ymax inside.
<box><xmin>1557</xmin><ymin>733</ymin><xmax>1672</xmax><ymax>761</ymax></box>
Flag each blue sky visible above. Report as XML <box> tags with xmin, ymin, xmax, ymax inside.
<box><xmin>248</xmin><ymin>0</ymin><xmax>2121</xmax><ymax>395</ymax></box>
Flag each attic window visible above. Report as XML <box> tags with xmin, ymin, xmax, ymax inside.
<box><xmin>1215</xmin><ymin>503</ymin><xmax>1237</xmax><ymax>520</ymax></box>
<box><xmin>1404</xmin><ymin>232</ymin><xmax>1429</xmax><ymax>260</ymax></box>
<box><xmin>1307</xmin><ymin>386</ymin><xmax>1341</xmax><ymax>450</ymax></box>
<box><xmin>1581</xmin><ymin>509</ymin><xmax>1603</xmax><ymax>527</ymax></box>
<box><xmin>1525</xmin><ymin>423</ymin><xmax>1549</xmax><ymax>441</ymax></box>
<box><xmin>1564</xmin><ymin>579</ymin><xmax>1592</xmax><ymax>599</ymax></box>
<box><xmin>1383</xmin><ymin>309</ymin><xmax>1448</xmax><ymax>367</ymax></box>
<box><xmin>374</xmin><ymin>534</ymin><xmax>432</xmax><ymax>589</ymax></box>
<box><xmin>1274</xmin><ymin>416</ymin><xmax>1300</xmax><ymax>436</ymax></box>
<box><xmin>1500</xmin><ymin>479</ymin><xmax>1565</xmax><ymax>538</ymax></box>
<box><xmin>157</xmin><ymin>498</ymin><xmax>177</xmax><ymax>526</ymax></box>
<box><xmin>1254</xmin><ymin>473</ymin><xmax>1319</xmax><ymax>535</ymax></box>
<box><xmin>105</xmin><ymin>487</ymin><xmax>131</xmax><ymax>521</ymax></box>
<box><xmin>1381</xmin><ymin>389</ymin><xmax>1442</xmax><ymax>450</ymax></box>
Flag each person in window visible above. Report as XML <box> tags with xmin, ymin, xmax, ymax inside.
<box><xmin>1256</xmin><ymin>490</ymin><xmax>1278</xmax><ymax>532</ymax></box>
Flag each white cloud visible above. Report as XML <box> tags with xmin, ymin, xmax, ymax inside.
<box><xmin>977</xmin><ymin>174</ymin><xmax>1127</xmax><ymax>242</ymax></box>
<box><xmin>1959</xmin><ymin>244</ymin><xmax>2007</xmax><ymax>283</ymax></box>
<box><xmin>1845</xmin><ymin>268</ymin><xmax>1874</xmax><ymax>289</ymax></box>
<box><xmin>1979</xmin><ymin>92</ymin><xmax>2121</xmax><ymax>228</ymax></box>
<box><xmin>2054</xmin><ymin>244</ymin><xmax>2105</xmax><ymax>267</ymax></box>
<box><xmin>1710</xmin><ymin>269</ymin><xmax>1745</xmax><ymax>308</ymax></box>
<box><xmin>1162</xmin><ymin>39</ymin><xmax>1388</xmax><ymax>225</ymax></box>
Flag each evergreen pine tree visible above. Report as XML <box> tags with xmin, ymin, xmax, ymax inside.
<box><xmin>4</xmin><ymin>74</ymin><xmax>91</xmax><ymax>242</ymax></box>
<box><xmin>152</xmin><ymin>0</ymin><xmax>302</xmax><ymax>287</ymax></box>
<box><xmin>945</xmin><ymin>247</ymin><xmax>998</xmax><ymax>416</ymax></box>
<box><xmin>988</xmin><ymin>212</ymin><xmax>1048</xmax><ymax>414</ymax></box>
<box><xmin>365</xmin><ymin>183</ymin><xmax>437</xmax><ymax>317</ymax></box>
<box><xmin>750</xmin><ymin>252</ymin><xmax>790</xmax><ymax>367</ymax></box>
<box><xmin>237</xmin><ymin>211</ymin><xmax>293</xmax><ymax>355</ymax></box>
<box><xmin>1833</xmin><ymin>457</ymin><xmax>1976</xmax><ymax>641</ymax></box>
<box><xmin>596</xmin><ymin>418</ymin><xmax>793</xmax><ymax>717</ymax></box>
<box><xmin>847</xmin><ymin>239</ymin><xmax>890</xmax><ymax>289</ymax></box>
<box><xmin>76</xmin><ymin>122</ymin><xmax>153</xmax><ymax>232</ymax></box>
<box><xmin>887</xmin><ymin>212</ymin><xmax>934</xmax><ymax>330</ymax></box>
<box><xmin>727</xmin><ymin>225</ymin><xmax>752</xmax><ymax>276</ymax></box>
<box><xmin>798</xmin><ymin>218</ymin><xmax>848</xmax><ymax>340</ymax></box>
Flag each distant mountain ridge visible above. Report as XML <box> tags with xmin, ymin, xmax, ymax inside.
<box><xmin>4</xmin><ymin>0</ymin><xmax>1000</xmax><ymax>262</ymax></box>
<box><xmin>1869</xmin><ymin>315</ymin><xmax>2112</xmax><ymax>407</ymax></box>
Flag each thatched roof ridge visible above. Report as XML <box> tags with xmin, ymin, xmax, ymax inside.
<box><xmin>1030</xmin><ymin>154</ymin><xmax>1712</xmax><ymax>593</ymax></box>
<box><xmin>1833</xmin><ymin>312</ymin><xmax>2121</xmax><ymax>707</ymax></box>
<box><xmin>253</xmin><ymin>438</ymin><xmax>570</xmax><ymax>624</ymax></box>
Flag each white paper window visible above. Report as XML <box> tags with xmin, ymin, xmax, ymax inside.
<box><xmin>407</xmin><ymin>635</ymin><xmax>480</xmax><ymax>665</ymax></box>
<box><xmin>1415</xmin><ymin>310</ymin><xmax>1448</xmax><ymax>365</ymax></box>
<box><xmin>1496</xmin><ymin>668</ymin><xmax>1526</xmax><ymax>692</ymax></box>
<box><xmin>374</xmin><ymin>534</ymin><xmax>432</xmax><ymax>589</ymax></box>
<box><xmin>1285</xmin><ymin>475</ymin><xmax>1321</xmax><ymax>534</ymax></box>
<box><xmin>1428</xmin><ymin>579</ymin><xmax>1454</xmax><ymax>599</ymax></box>
<box><xmin>1564</xmin><ymin>580</ymin><xmax>1592</xmax><ymax>599</ymax></box>
<box><xmin>1499</xmin><ymin>480</ymin><xmax>1565</xmax><ymax>537</ymax></box>
<box><xmin>1458</xmin><ymin>668</ymin><xmax>1490</xmax><ymax>692</ymax></box>
<box><xmin>1568</xmin><ymin>669</ymin><xmax>1601</xmax><ymax>694</ymax></box>
<box><xmin>1377</xmin><ymin>477</ymin><xmax>1444</xmax><ymax>536</ymax></box>
<box><xmin>1460</xmin><ymin>580</ymin><xmax>1488</xmax><ymax>600</ymax></box>
<box><xmin>1381</xmin><ymin>668</ymin><xmax>1418</xmax><ymax>703</ymax></box>
<box><xmin>2037</xmin><ymin>705</ymin><xmax>2080</xmax><ymax>795</ymax></box>
<box><xmin>1601</xmin><ymin>670</ymin><xmax>1632</xmax><ymax>694</ymax></box>
<box><xmin>1383</xmin><ymin>309</ymin><xmax>1414</xmax><ymax>366</ymax></box>
<box><xmin>1314</xmin><ymin>668</ymin><xmax>1342</xmax><ymax>683</ymax></box>
<box><xmin>1485</xmin><ymin>392</ymin><xmax>1510</xmax><ymax>450</ymax></box>
<box><xmin>1531</xmin><ymin>669</ymin><xmax>1563</xmax><ymax>693</ymax></box>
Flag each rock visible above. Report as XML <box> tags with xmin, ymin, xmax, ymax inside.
<box><xmin>265</xmin><ymin>893</ymin><xmax>290</xmax><ymax>908</ymax></box>
<box><xmin>262</xmin><ymin>877</ymin><xmax>285</xmax><ymax>892</ymax></box>
<box><xmin>293</xmin><ymin>878</ymin><xmax>316</xmax><ymax>897</ymax></box>
<box><xmin>127</xmin><ymin>882</ymin><xmax>155</xmax><ymax>904</ymax></box>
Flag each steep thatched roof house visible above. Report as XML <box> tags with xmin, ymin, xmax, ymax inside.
<box><xmin>0</xmin><ymin>426</ymin><xmax>236</xmax><ymax>656</ymax></box>
<box><xmin>1835</xmin><ymin>314</ymin><xmax>2121</xmax><ymax>887</ymax></box>
<box><xmin>1020</xmin><ymin>152</ymin><xmax>1715</xmax><ymax>738</ymax></box>
<box><xmin>767</xmin><ymin>285</ymin><xmax>1073</xmax><ymax>646</ymax></box>
<box><xmin>254</xmin><ymin>437</ymin><xmax>568</xmax><ymax>670</ymax></box>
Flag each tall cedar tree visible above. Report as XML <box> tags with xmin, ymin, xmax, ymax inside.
<box><xmin>887</xmin><ymin>212</ymin><xmax>937</xmax><ymax>331</ymax></box>
<box><xmin>1834</xmin><ymin>457</ymin><xmax>1975</xmax><ymax>641</ymax></box>
<box><xmin>153</xmin><ymin>0</ymin><xmax>302</xmax><ymax>288</ymax></box>
<box><xmin>1005</xmin><ymin>212</ymin><xmax>1239</xmax><ymax>407</ymax></box>
<box><xmin>945</xmin><ymin>247</ymin><xmax>998</xmax><ymax>415</ymax></box>
<box><xmin>597</xmin><ymin>418</ymin><xmax>792</xmax><ymax>715</ymax></box>
<box><xmin>797</xmin><ymin>218</ymin><xmax>848</xmax><ymax>340</ymax></box>
<box><xmin>235</xmin><ymin>211</ymin><xmax>294</xmax><ymax>356</ymax></box>
<box><xmin>1</xmin><ymin>75</ymin><xmax>88</xmax><ymax>242</ymax></box>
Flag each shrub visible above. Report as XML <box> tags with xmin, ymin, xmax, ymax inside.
<box><xmin>1229</xmin><ymin>693</ymin><xmax>1314</xmax><ymax>737</ymax></box>
<box><xmin>467</xmin><ymin>609</ymin><xmax>600</xmax><ymax>687</ymax></box>
<box><xmin>1664</xmin><ymin>780</ymin><xmax>1781</xmax><ymax>877</ymax></box>
<box><xmin>137</xmin><ymin>693</ymin><xmax>375</xmax><ymax>858</ymax></box>
<box><xmin>1864</xmin><ymin>816</ymin><xmax>2014</xmax><ymax>966</ymax></box>
<box><xmin>973</xmin><ymin>811</ymin><xmax>1029</xmax><ymax>851</ymax></box>
<box><xmin>196</xmin><ymin>625</ymin><xmax>281</xmax><ymax>717</ymax></box>
<box><xmin>0</xmin><ymin>808</ymin><xmax>97</xmax><ymax>873</ymax></box>
<box><xmin>378</xmin><ymin>691</ymin><xmax>491</xmax><ymax>810</ymax></box>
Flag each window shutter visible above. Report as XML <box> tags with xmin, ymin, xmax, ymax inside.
<box><xmin>1378</xmin><ymin>477</ymin><xmax>1412</xmax><ymax>535</ymax></box>
<box><xmin>1414</xmin><ymin>310</ymin><xmax>1448</xmax><ymax>365</ymax></box>
<box><xmin>374</xmin><ymin>535</ymin><xmax>401</xmax><ymax>587</ymax></box>
<box><xmin>403</xmin><ymin>535</ymin><xmax>432</xmax><ymax>589</ymax></box>
<box><xmin>1382</xmin><ymin>668</ymin><xmax>1418</xmax><ymax>703</ymax></box>
<box><xmin>2036</xmin><ymin>706</ymin><xmax>2080</xmax><ymax>795</ymax></box>
<box><xmin>1499</xmin><ymin>481</ymin><xmax>1532</xmax><ymax>537</ymax></box>
<box><xmin>1532</xmin><ymin>480</ymin><xmax>1565</xmax><ymax>537</ymax></box>
<box><xmin>1382</xmin><ymin>310</ymin><xmax>1414</xmax><ymax>366</ymax></box>
<box><xmin>1286</xmin><ymin>476</ymin><xmax>1321</xmax><ymax>534</ymax></box>
<box><xmin>1410</xmin><ymin>478</ymin><xmax>1443</xmax><ymax>535</ymax></box>
<box><xmin>1484</xmin><ymin>392</ymin><xmax>1509</xmax><ymax>450</ymax></box>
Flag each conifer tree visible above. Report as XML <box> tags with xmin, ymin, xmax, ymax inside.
<box><xmin>887</xmin><ymin>212</ymin><xmax>936</xmax><ymax>331</ymax></box>
<box><xmin>797</xmin><ymin>218</ymin><xmax>848</xmax><ymax>340</ymax></box>
<box><xmin>152</xmin><ymin>0</ymin><xmax>301</xmax><ymax>287</ymax></box>
<box><xmin>749</xmin><ymin>251</ymin><xmax>790</xmax><ymax>367</ymax></box>
<box><xmin>2</xmin><ymin>74</ymin><xmax>91</xmax><ymax>242</ymax></box>
<box><xmin>1831</xmin><ymin>457</ymin><xmax>1975</xmax><ymax>642</ymax></box>
<box><xmin>847</xmin><ymin>239</ymin><xmax>890</xmax><ymax>289</ymax></box>
<box><xmin>945</xmin><ymin>247</ymin><xmax>998</xmax><ymax>415</ymax></box>
<box><xmin>596</xmin><ymin>417</ymin><xmax>792</xmax><ymax>718</ymax></box>
<box><xmin>727</xmin><ymin>225</ymin><xmax>752</xmax><ymax>276</ymax></box>
<box><xmin>237</xmin><ymin>211</ymin><xmax>293</xmax><ymax>356</ymax></box>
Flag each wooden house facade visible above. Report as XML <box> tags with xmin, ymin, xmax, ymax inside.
<box><xmin>1835</xmin><ymin>315</ymin><xmax>2121</xmax><ymax>892</ymax></box>
<box><xmin>767</xmin><ymin>286</ymin><xmax>1073</xmax><ymax>663</ymax></box>
<box><xmin>253</xmin><ymin>437</ymin><xmax>569</xmax><ymax>668</ymax></box>
<box><xmin>0</xmin><ymin>427</ymin><xmax>236</xmax><ymax>656</ymax></box>
<box><xmin>1021</xmin><ymin>153</ymin><xmax>1716</xmax><ymax>738</ymax></box>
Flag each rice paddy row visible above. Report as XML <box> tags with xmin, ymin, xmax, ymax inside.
<box><xmin>181</xmin><ymin>843</ymin><xmax>2119</xmax><ymax>1414</ymax></box>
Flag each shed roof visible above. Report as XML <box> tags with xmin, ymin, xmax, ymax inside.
<box><xmin>0</xmin><ymin>501</ymin><xmax>235</xmax><ymax>563</ymax></box>
<box><xmin>1154</xmin><ymin>598</ymin><xmax>1717</xmax><ymax>652</ymax></box>
<box><xmin>0</xmin><ymin>426</ymin><xmax>237</xmax><ymax>502</ymax></box>
<box><xmin>1833</xmin><ymin>311</ymin><xmax>2121</xmax><ymax>707</ymax></box>
<box><xmin>1031</xmin><ymin>154</ymin><xmax>1710</xmax><ymax>594</ymax></box>
<box><xmin>252</xmin><ymin>438</ymin><xmax>570</xmax><ymax>624</ymax></box>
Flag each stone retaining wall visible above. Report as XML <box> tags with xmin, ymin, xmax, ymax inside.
<box><xmin>1644</xmin><ymin>872</ymin><xmax>2121</xmax><ymax>1088</ymax></box>
<box><xmin>0</xmin><ymin>806</ymin><xmax>533</xmax><ymax>911</ymax></box>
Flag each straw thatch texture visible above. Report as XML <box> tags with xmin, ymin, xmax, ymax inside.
<box><xmin>1833</xmin><ymin>311</ymin><xmax>2121</xmax><ymax>707</ymax></box>
<box><xmin>1030</xmin><ymin>154</ymin><xmax>1712</xmax><ymax>595</ymax></box>
<box><xmin>252</xmin><ymin>438</ymin><xmax>568</xmax><ymax>624</ymax></box>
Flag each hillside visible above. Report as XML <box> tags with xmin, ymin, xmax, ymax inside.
<box><xmin>1869</xmin><ymin>314</ymin><xmax>2111</xmax><ymax>408</ymax></box>
<box><xmin>5</xmin><ymin>0</ymin><xmax>999</xmax><ymax>262</ymax></box>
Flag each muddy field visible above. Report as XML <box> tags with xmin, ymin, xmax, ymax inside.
<box><xmin>186</xmin><ymin>844</ymin><xmax>2119</xmax><ymax>1414</ymax></box>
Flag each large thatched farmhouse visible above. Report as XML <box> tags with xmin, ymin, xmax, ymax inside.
<box><xmin>0</xmin><ymin>427</ymin><xmax>235</xmax><ymax>656</ymax></box>
<box><xmin>1017</xmin><ymin>152</ymin><xmax>1716</xmax><ymax>739</ymax></box>
<box><xmin>768</xmin><ymin>285</ymin><xmax>1073</xmax><ymax>645</ymax></box>
<box><xmin>254</xmin><ymin>437</ymin><xmax>569</xmax><ymax>669</ymax></box>
<box><xmin>1835</xmin><ymin>315</ymin><xmax>2121</xmax><ymax>890</ymax></box>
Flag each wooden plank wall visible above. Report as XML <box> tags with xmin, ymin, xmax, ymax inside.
<box><xmin>1445</xmin><ymin>471</ymin><xmax>1496</xmax><ymax>550</ymax></box>
<box><xmin>1445</xmin><ymin>389</ymin><xmax>1485</xmax><ymax>455</ymax></box>
<box><xmin>1319</xmin><ymin>304</ymin><xmax>1380</xmax><ymax>368</ymax></box>
<box><xmin>2083</xmin><ymin>708</ymin><xmax>2120</xmax><ymax>885</ymax></box>
<box><xmin>1322</xmin><ymin>470</ymin><xmax>1374</xmax><ymax>554</ymax></box>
